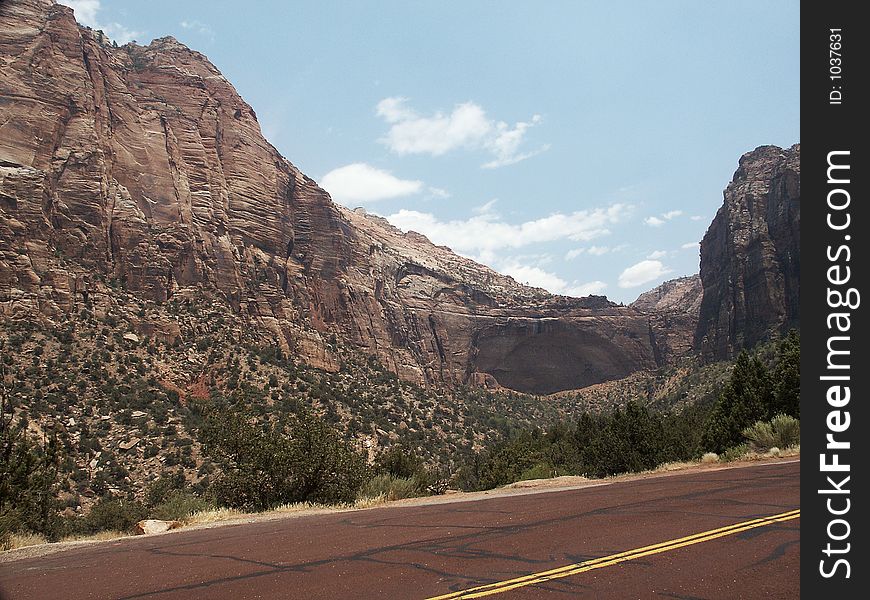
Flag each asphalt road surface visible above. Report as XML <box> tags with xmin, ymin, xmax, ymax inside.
<box><xmin>0</xmin><ymin>460</ymin><xmax>799</xmax><ymax>599</ymax></box>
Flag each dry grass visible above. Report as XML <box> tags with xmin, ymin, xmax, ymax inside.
<box><xmin>61</xmin><ymin>530</ymin><xmax>129</xmax><ymax>544</ymax></box>
<box><xmin>273</xmin><ymin>501</ymin><xmax>339</xmax><ymax>513</ymax></box>
<box><xmin>185</xmin><ymin>507</ymin><xmax>248</xmax><ymax>526</ymax></box>
<box><xmin>701</xmin><ymin>452</ymin><xmax>719</xmax><ymax>464</ymax></box>
<box><xmin>354</xmin><ymin>494</ymin><xmax>389</xmax><ymax>509</ymax></box>
<box><xmin>186</xmin><ymin>499</ymin><xmax>381</xmax><ymax>527</ymax></box>
<box><xmin>1</xmin><ymin>532</ymin><xmax>48</xmax><ymax>551</ymax></box>
<box><xmin>652</xmin><ymin>460</ymin><xmax>702</xmax><ymax>473</ymax></box>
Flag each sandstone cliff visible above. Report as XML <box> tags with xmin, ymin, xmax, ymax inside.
<box><xmin>694</xmin><ymin>145</ymin><xmax>800</xmax><ymax>360</ymax></box>
<box><xmin>0</xmin><ymin>0</ymin><xmax>684</xmax><ymax>394</ymax></box>
<box><xmin>630</xmin><ymin>275</ymin><xmax>702</xmax><ymax>362</ymax></box>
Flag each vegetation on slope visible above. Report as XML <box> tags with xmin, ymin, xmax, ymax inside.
<box><xmin>456</xmin><ymin>331</ymin><xmax>800</xmax><ymax>491</ymax></box>
<box><xmin>0</xmin><ymin>282</ymin><xmax>800</xmax><ymax>547</ymax></box>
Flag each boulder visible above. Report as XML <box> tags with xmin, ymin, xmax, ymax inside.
<box><xmin>135</xmin><ymin>519</ymin><xmax>183</xmax><ymax>535</ymax></box>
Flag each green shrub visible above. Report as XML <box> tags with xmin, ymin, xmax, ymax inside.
<box><xmin>82</xmin><ymin>497</ymin><xmax>147</xmax><ymax>534</ymax></box>
<box><xmin>146</xmin><ymin>471</ymin><xmax>186</xmax><ymax>507</ymax></box>
<box><xmin>720</xmin><ymin>443</ymin><xmax>750</xmax><ymax>462</ymax></box>
<box><xmin>518</xmin><ymin>463</ymin><xmax>560</xmax><ymax>481</ymax></box>
<box><xmin>151</xmin><ymin>491</ymin><xmax>212</xmax><ymax>521</ymax></box>
<box><xmin>742</xmin><ymin>414</ymin><xmax>800</xmax><ymax>451</ymax></box>
<box><xmin>360</xmin><ymin>474</ymin><xmax>427</xmax><ymax>501</ymax></box>
<box><xmin>701</xmin><ymin>351</ymin><xmax>773</xmax><ymax>453</ymax></box>
<box><xmin>375</xmin><ymin>445</ymin><xmax>423</xmax><ymax>479</ymax></box>
<box><xmin>770</xmin><ymin>413</ymin><xmax>800</xmax><ymax>447</ymax></box>
<box><xmin>1</xmin><ymin>393</ymin><xmax>63</xmax><ymax>544</ymax></box>
<box><xmin>200</xmin><ymin>401</ymin><xmax>368</xmax><ymax>510</ymax></box>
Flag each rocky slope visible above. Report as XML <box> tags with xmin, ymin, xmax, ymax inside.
<box><xmin>694</xmin><ymin>145</ymin><xmax>800</xmax><ymax>360</ymax></box>
<box><xmin>631</xmin><ymin>275</ymin><xmax>702</xmax><ymax>317</ymax></box>
<box><xmin>630</xmin><ymin>275</ymin><xmax>703</xmax><ymax>362</ymax></box>
<box><xmin>0</xmin><ymin>0</ymin><xmax>686</xmax><ymax>395</ymax></box>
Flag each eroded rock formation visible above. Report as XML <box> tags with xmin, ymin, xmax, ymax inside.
<box><xmin>694</xmin><ymin>145</ymin><xmax>800</xmax><ymax>360</ymax></box>
<box><xmin>0</xmin><ymin>0</ymin><xmax>693</xmax><ymax>394</ymax></box>
<box><xmin>630</xmin><ymin>275</ymin><xmax>702</xmax><ymax>363</ymax></box>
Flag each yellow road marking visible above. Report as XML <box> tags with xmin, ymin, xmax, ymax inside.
<box><xmin>426</xmin><ymin>509</ymin><xmax>800</xmax><ymax>599</ymax></box>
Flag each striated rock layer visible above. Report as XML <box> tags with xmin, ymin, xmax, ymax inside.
<box><xmin>1</xmin><ymin>0</ymin><xmax>688</xmax><ymax>394</ymax></box>
<box><xmin>694</xmin><ymin>145</ymin><xmax>800</xmax><ymax>360</ymax></box>
<box><xmin>630</xmin><ymin>275</ymin><xmax>702</xmax><ymax>363</ymax></box>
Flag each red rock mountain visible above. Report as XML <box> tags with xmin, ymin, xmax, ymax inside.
<box><xmin>694</xmin><ymin>144</ymin><xmax>800</xmax><ymax>359</ymax></box>
<box><xmin>1</xmin><ymin>0</ymin><xmax>693</xmax><ymax>395</ymax></box>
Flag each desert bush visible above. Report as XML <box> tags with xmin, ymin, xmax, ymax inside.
<box><xmin>80</xmin><ymin>497</ymin><xmax>147</xmax><ymax>535</ymax></box>
<box><xmin>742</xmin><ymin>414</ymin><xmax>800</xmax><ymax>451</ymax></box>
<box><xmin>199</xmin><ymin>400</ymin><xmax>368</xmax><ymax>511</ymax></box>
<box><xmin>375</xmin><ymin>445</ymin><xmax>425</xmax><ymax>478</ymax></box>
<box><xmin>770</xmin><ymin>414</ymin><xmax>800</xmax><ymax>447</ymax></box>
<box><xmin>700</xmin><ymin>452</ymin><xmax>719</xmax><ymax>464</ymax></box>
<box><xmin>360</xmin><ymin>474</ymin><xmax>427</xmax><ymax>501</ymax></box>
<box><xmin>771</xmin><ymin>331</ymin><xmax>800</xmax><ymax>418</ymax></box>
<box><xmin>518</xmin><ymin>463</ymin><xmax>562</xmax><ymax>480</ymax></box>
<box><xmin>720</xmin><ymin>443</ymin><xmax>750</xmax><ymax>462</ymax></box>
<box><xmin>151</xmin><ymin>491</ymin><xmax>212</xmax><ymax>521</ymax></box>
<box><xmin>145</xmin><ymin>471</ymin><xmax>187</xmax><ymax>507</ymax></box>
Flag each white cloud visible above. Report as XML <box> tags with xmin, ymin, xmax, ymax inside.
<box><xmin>647</xmin><ymin>250</ymin><xmax>668</xmax><ymax>259</ymax></box>
<box><xmin>571</xmin><ymin>280</ymin><xmax>608</xmax><ymax>296</ymax></box>
<box><xmin>618</xmin><ymin>260</ymin><xmax>673</xmax><ymax>288</ymax></box>
<box><xmin>681</xmin><ymin>242</ymin><xmax>700</xmax><ymax>250</ymax></box>
<box><xmin>690</xmin><ymin>215</ymin><xmax>705</xmax><ymax>221</ymax></box>
<box><xmin>61</xmin><ymin>0</ymin><xmax>99</xmax><ymax>23</ymax></box>
<box><xmin>644</xmin><ymin>209</ymin><xmax>684</xmax><ymax>227</ymax></box>
<box><xmin>499</xmin><ymin>260</ymin><xmax>606</xmax><ymax>298</ymax></box>
<box><xmin>427</xmin><ymin>187</ymin><xmax>451</xmax><ymax>200</ymax></box>
<box><xmin>375</xmin><ymin>97</ymin><xmax>547</xmax><ymax>168</ymax></box>
<box><xmin>180</xmin><ymin>20</ymin><xmax>215</xmax><ymax>40</ymax></box>
<box><xmin>385</xmin><ymin>203</ymin><xmax>630</xmax><ymax>259</ymax></box>
<box><xmin>320</xmin><ymin>163</ymin><xmax>422</xmax><ymax>204</ymax></box>
<box><xmin>566</xmin><ymin>245</ymin><xmax>611</xmax><ymax>259</ymax></box>
<box><xmin>473</xmin><ymin>199</ymin><xmax>498</xmax><ymax>214</ymax></box>
<box><xmin>60</xmin><ymin>0</ymin><xmax>143</xmax><ymax>44</ymax></box>
<box><xmin>501</xmin><ymin>262</ymin><xmax>567</xmax><ymax>292</ymax></box>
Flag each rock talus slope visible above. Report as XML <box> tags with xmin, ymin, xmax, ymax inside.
<box><xmin>0</xmin><ymin>0</ymin><xmax>683</xmax><ymax>394</ymax></box>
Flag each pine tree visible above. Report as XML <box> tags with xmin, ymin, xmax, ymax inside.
<box><xmin>1</xmin><ymin>363</ymin><xmax>62</xmax><ymax>544</ymax></box>
<box><xmin>771</xmin><ymin>330</ymin><xmax>800</xmax><ymax>418</ymax></box>
<box><xmin>701</xmin><ymin>351</ymin><xmax>774</xmax><ymax>453</ymax></box>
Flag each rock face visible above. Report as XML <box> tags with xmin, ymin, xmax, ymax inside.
<box><xmin>631</xmin><ymin>275</ymin><xmax>702</xmax><ymax>317</ymax></box>
<box><xmin>0</xmin><ymin>1</ymin><xmax>690</xmax><ymax>394</ymax></box>
<box><xmin>694</xmin><ymin>145</ymin><xmax>800</xmax><ymax>360</ymax></box>
<box><xmin>630</xmin><ymin>275</ymin><xmax>702</xmax><ymax>362</ymax></box>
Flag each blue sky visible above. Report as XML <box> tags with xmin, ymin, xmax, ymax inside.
<box><xmin>61</xmin><ymin>1</ymin><xmax>799</xmax><ymax>303</ymax></box>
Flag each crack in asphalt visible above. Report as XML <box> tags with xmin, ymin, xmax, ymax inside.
<box><xmin>2</xmin><ymin>464</ymin><xmax>800</xmax><ymax>600</ymax></box>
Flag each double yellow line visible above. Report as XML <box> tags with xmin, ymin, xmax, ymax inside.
<box><xmin>426</xmin><ymin>508</ymin><xmax>800</xmax><ymax>599</ymax></box>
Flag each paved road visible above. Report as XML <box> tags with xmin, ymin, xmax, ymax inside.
<box><xmin>0</xmin><ymin>461</ymin><xmax>799</xmax><ymax>599</ymax></box>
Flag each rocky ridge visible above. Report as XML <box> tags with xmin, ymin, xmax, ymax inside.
<box><xmin>0</xmin><ymin>0</ymin><xmax>686</xmax><ymax>395</ymax></box>
<box><xmin>694</xmin><ymin>145</ymin><xmax>800</xmax><ymax>360</ymax></box>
